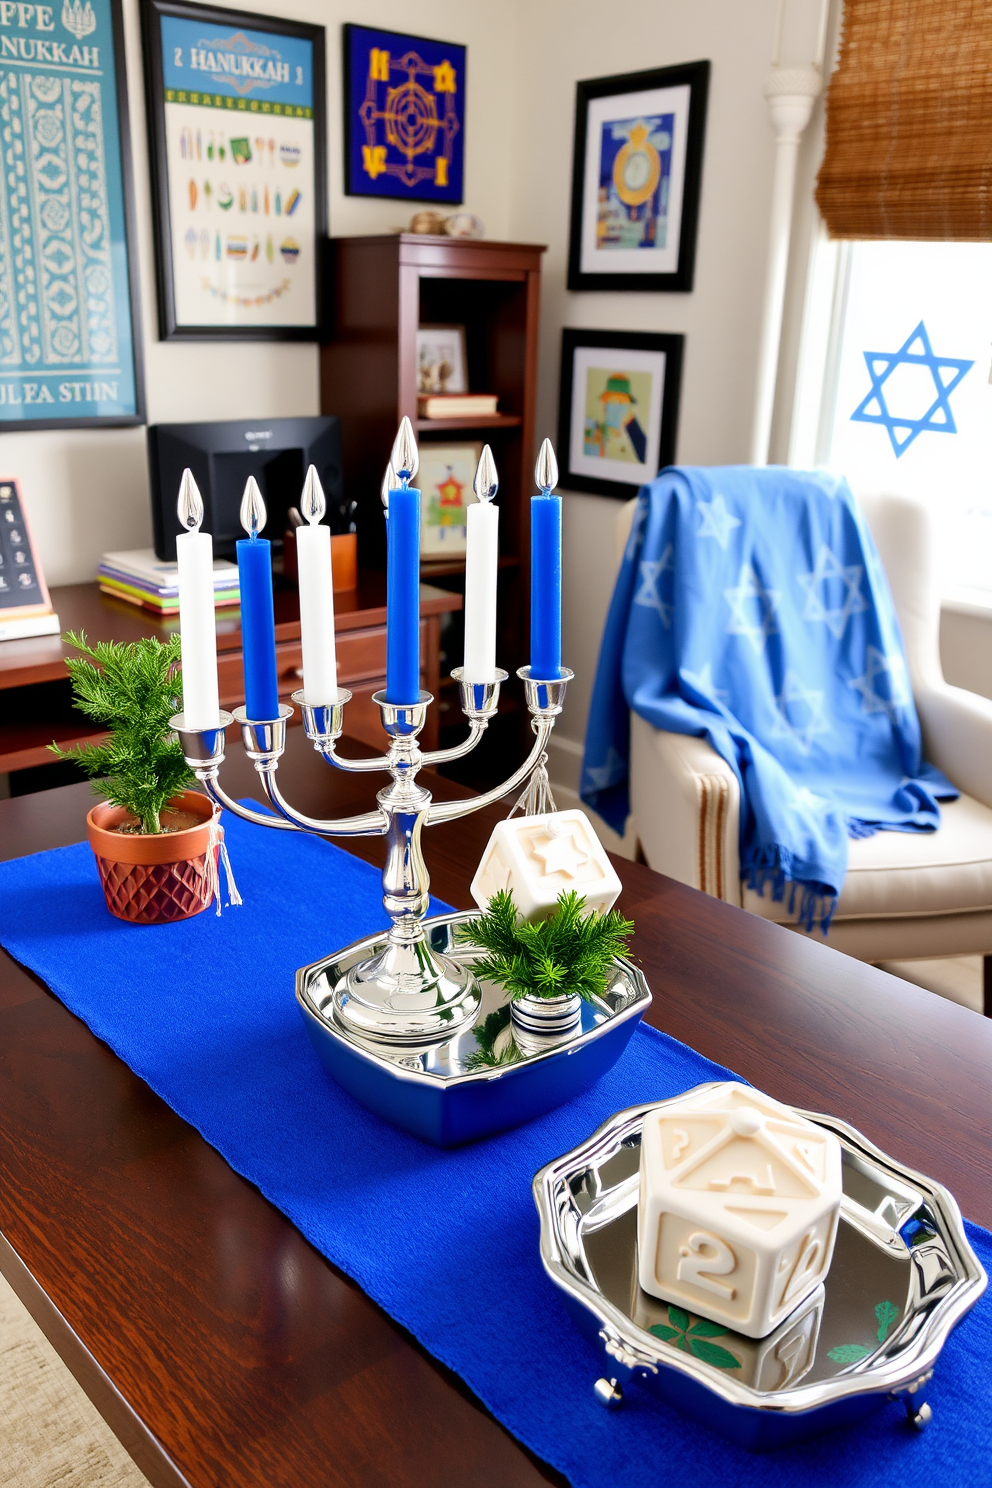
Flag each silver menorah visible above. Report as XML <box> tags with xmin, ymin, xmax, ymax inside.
<box><xmin>171</xmin><ymin>428</ymin><xmax>571</xmax><ymax>1049</ymax></box>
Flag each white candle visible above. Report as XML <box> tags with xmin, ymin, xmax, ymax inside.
<box><xmin>297</xmin><ymin>464</ymin><xmax>338</xmax><ymax>702</ymax></box>
<box><xmin>175</xmin><ymin>469</ymin><xmax>220</xmax><ymax>730</ymax></box>
<box><xmin>462</xmin><ymin>445</ymin><xmax>499</xmax><ymax>683</ymax></box>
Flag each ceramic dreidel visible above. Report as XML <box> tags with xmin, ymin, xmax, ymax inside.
<box><xmin>470</xmin><ymin>809</ymin><xmax>621</xmax><ymax>922</ymax></box>
<box><xmin>637</xmin><ymin>1082</ymin><xmax>842</xmax><ymax>1339</ymax></box>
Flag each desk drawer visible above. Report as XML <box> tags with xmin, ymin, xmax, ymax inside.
<box><xmin>337</xmin><ymin>626</ymin><xmax>387</xmax><ymax>683</ymax></box>
<box><xmin>217</xmin><ymin>644</ymin><xmax>304</xmax><ymax>707</ymax></box>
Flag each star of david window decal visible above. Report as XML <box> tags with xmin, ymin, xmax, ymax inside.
<box><xmin>849</xmin><ymin>321</ymin><xmax>973</xmax><ymax>458</ymax></box>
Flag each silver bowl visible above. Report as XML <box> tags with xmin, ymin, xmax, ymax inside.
<box><xmin>296</xmin><ymin>910</ymin><xmax>651</xmax><ymax>1146</ymax></box>
<box><xmin>533</xmin><ymin>1088</ymin><xmax>986</xmax><ymax>1450</ymax></box>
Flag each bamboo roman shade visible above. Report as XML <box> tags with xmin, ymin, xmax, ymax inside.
<box><xmin>815</xmin><ymin>0</ymin><xmax>992</xmax><ymax>239</ymax></box>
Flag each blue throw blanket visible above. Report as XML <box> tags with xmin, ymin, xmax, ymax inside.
<box><xmin>580</xmin><ymin>467</ymin><xmax>956</xmax><ymax>930</ymax></box>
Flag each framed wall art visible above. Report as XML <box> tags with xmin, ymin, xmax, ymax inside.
<box><xmin>418</xmin><ymin>441</ymin><xmax>481</xmax><ymax>557</ymax></box>
<box><xmin>343</xmin><ymin>24</ymin><xmax>465</xmax><ymax>204</ymax></box>
<box><xmin>141</xmin><ymin>0</ymin><xmax>326</xmax><ymax>339</ymax></box>
<box><xmin>557</xmin><ymin>329</ymin><xmax>684</xmax><ymax>499</ymax></box>
<box><xmin>0</xmin><ymin>0</ymin><xmax>144</xmax><ymax>430</ymax></box>
<box><xmin>567</xmin><ymin>61</ymin><xmax>709</xmax><ymax>293</ymax></box>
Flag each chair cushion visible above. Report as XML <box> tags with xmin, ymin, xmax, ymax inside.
<box><xmin>742</xmin><ymin>793</ymin><xmax>992</xmax><ymax>923</ymax></box>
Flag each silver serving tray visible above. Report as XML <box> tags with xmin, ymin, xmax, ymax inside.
<box><xmin>534</xmin><ymin>1088</ymin><xmax>986</xmax><ymax>1450</ymax></box>
<box><xmin>296</xmin><ymin>910</ymin><xmax>651</xmax><ymax>1146</ymax></box>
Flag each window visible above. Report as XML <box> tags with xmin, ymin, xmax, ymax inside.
<box><xmin>793</xmin><ymin>238</ymin><xmax>992</xmax><ymax>597</ymax></box>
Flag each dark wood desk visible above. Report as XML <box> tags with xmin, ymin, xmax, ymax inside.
<box><xmin>1</xmin><ymin>733</ymin><xmax>990</xmax><ymax>1488</ymax></box>
<box><xmin>0</xmin><ymin>575</ymin><xmax>462</xmax><ymax>772</ymax></box>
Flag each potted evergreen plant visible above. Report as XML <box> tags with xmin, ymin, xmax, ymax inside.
<box><xmin>51</xmin><ymin>632</ymin><xmax>226</xmax><ymax>925</ymax></box>
<box><xmin>461</xmin><ymin>889</ymin><xmax>634</xmax><ymax>1057</ymax></box>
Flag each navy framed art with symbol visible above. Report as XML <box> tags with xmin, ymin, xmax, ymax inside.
<box><xmin>0</xmin><ymin>0</ymin><xmax>144</xmax><ymax>429</ymax></box>
<box><xmin>343</xmin><ymin>24</ymin><xmax>465</xmax><ymax>204</ymax></box>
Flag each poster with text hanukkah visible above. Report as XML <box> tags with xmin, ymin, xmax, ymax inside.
<box><xmin>344</xmin><ymin>24</ymin><xmax>465</xmax><ymax>204</ymax></box>
<box><xmin>567</xmin><ymin>63</ymin><xmax>709</xmax><ymax>293</ymax></box>
<box><xmin>142</xmin><ymin>0</ymin><xmax>325</xmax><ymax>338</ymax></box>
<box><xmin>0</xmin><ymin>0</ymin><xmax>143</xmax><ymax>428</ymax></box>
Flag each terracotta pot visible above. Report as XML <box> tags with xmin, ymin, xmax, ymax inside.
<box><xmin>87</xmin><ymin>790</ymin><xmax>222</xmax><ymax>925</ymax></box>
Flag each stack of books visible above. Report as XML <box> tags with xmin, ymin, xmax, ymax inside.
<box><xmin>98</xmin><ymin>548</ymin><xmax>240</xmax><ymax>615</ymax></box>
<box><xmin>417</xmin><ymin>392</ymin><xmax>499</xmax><ymax>420</ymax></box>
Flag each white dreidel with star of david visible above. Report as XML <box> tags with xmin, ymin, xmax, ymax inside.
<box><xmin>470</xmin><ymin>805</ymin><xmax>621</xmax><ymax>923</ymax></box>
<box><xmin>637</xmin><ymin>1082</ymin><xmax>842</xmax><ymax>1339</ymax></box>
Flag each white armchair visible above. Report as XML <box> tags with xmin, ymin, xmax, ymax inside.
<box><xmin>616</xmin><ymin>494</ymin><xmax>992</xmax><ymax>1011</ymax></box>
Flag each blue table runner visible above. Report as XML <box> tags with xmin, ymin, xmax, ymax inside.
<box><xmin>0</xmin><ymin>813</ymin><xmax>988</xmax><ymax>1487</ymax></box>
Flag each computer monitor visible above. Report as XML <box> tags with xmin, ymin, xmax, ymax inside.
<box><xmin>148</xmin><ymin>416</ymin><xmax>344</xmax><ymax>562</ymax></box>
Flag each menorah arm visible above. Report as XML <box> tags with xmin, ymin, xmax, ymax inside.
<box><xmin>319</xmin><ymin>743</ymin><xmax>392</xmax><ymax>773</ymax></box>
<box><xmin>419</xmin><ymin>720</ymin><xmax>487</xmax><ymax>768</ymax></box>
<box><xmin>426</xmin><ymin>719</ymin><xmax>554</xmax><ymax>824</ymax></box>
<box><xmin>198</xmin><ymin>774</ymin><xmax>304</xmax><ymax>830</ymax></box>
<box><xmin>259</xmin><ymin>768</ymin><xmax>388</xmax><ymax>837</ymax></box>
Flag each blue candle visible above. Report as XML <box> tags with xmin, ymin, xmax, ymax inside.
<box><xmin>385</xmin><ymin>483</ymin><xmax>421</xmax><ymax>704</ymax></box>
<box><xmin>531</xmin><ymin>494</ymin><xmax>562</xmax><ymax>680</ymax></box>
<box><xmin>236</xmin><ymin>531</ymin><xmax>279</xmax><ymax>720</ymax></box>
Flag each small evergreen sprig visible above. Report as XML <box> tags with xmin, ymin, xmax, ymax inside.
<box><xmin>459</xmin><ymin>889</ymin><xmax>635</xmax><ymax>1003</ymax></box>
<box><xmin>49</xmin><ymin>631</ymin><xmax>193</xmax><ymax>835</ymax></box>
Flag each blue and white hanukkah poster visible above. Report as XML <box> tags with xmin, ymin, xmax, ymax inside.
<box><xmin>345</xmin><ymin>24</ymin><xmax>465</xmax><ymax>204</ymax></box>
<box><xmin>0</xmin><ymin>0</ymin><xmax>141</xmax><ymax>424</ymax></box>
<box><xmin>159</xmin><ymin>11</ymin><xmax>317</xmax><ymax>328</ymax></box>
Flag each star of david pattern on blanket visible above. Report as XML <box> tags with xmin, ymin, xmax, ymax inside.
<box><xmin>848</xmin><ymin>645</ymin><xmax>911</xmax><ymax>719</ymax></box>
<box><xmin>798</xmin><ymin>545</ymin><xmax>869</xmax><ymax>639</ymax></box>
<box><xmin>634</xmin><ymin>546</ymin><xmax>674</xmax><ymax>628</ymax></box>
<box><xmin>696</xmin><ymin>493</ymin><xmax>741</xmax><ymax>550</ymax></box>
<box><xmin>624</xmin><ymin>497</ymin><xmax>648</xmax><ymax>562</ymax></box>
<box><xmin>682</xmin><ymin>661</ymin><xmax>729</xmax><ymax>706</ymax></box>
<box><xmin>723</xmin><ymin>563</ymin><xmax>780</xmax><ymax>653</ymax></box>
<box><xmin>770</xmin><ymin>670</ymin><xmax>830</xmax><ymax>755</ymax></box>
<box><xmin>582</xmin><ymin>746</ymin><xmax>626</xmax><ymax>792</ymax></box>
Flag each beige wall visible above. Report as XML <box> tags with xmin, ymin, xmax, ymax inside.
<box><xmin>5</xmin><ymin>0</ymin><xmax>520</xmax><ymax>585</ymax></box>
<box><xmin>504</xmin><ymin>0</ymin><xmax>823</xmax><ymax>812</ymax></box>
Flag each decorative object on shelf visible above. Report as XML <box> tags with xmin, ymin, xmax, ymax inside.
<box><xmin>0</xmin><ymin>482</ymin><xmax>59</xmax><ymax>642</ymax></box>
<box><xmin>445</xmin><ymin>211</ymin><xmax>484</xmax><ymax>238</ymax></box>
<box><xmin>534</xmin><ymin>1090</ymin><xmax>987</xmax><ymax>1448</ymax></box>
<box><xmin>50</xmin><ymin>631</ymin><xmax>237</xmax><ymax>923</ymax></box>
<box><xmin>558</xmin><ymin>328</ymin><xmax>684</xmax><ymax>498</ymax></box>
<box><xmin>567</xmin><ymin>62</ymin><xmax>709</xmax><ymax>294</ymax></box>
<box><xmin>297</xmin><ymin>909</ymin><xmax>651</xmax><ymax>1143</ymax></box>
<box><xmin>171</xmin><ymin>427</ymin><xmax>573</xmax><ymax>1054</ymax></box>
<box><xmin>344</xmin><ymin>24</ymin><xmax>466</xmax><ymax>204</ymax></box>
<box><xmin>472</xmin><ymin>809</ymin><xmax>622</xmax><ymax>921</ymax></box>
<box><xmin>459</xmin><ymin>887</ymin><xmax>634</xmax><ymax>1050</ymax></box>
<box><xmin>407</xmin><ymin>209</ymin><xmax>485</xmax><ymax>239</ymax></box>
<box><xmin>637</xmin><ymin>1082</ymin><xmax>841</xmax><ymax>1339</ymax></box>
<box><xmin>416</xmin><ymin>323</ymin><xmax>468</xmax><ymax>394</ymax></box>
<box><xmin>409</xmin><ymin>209</ymin><xmax>449</xmax><ymax>235</ymax></box>
<box><xmin>417</xmin><ymin>393</ymin><xmax>499</xmax><ymax>420</ymax></box>
<box><xmin>140</xmin><ymin>0</ymin><xmax>326</xmax><ymax>339</ymax></box>
<box><xmin>418</xmin><ymin>441</ymin><xmax>481</xmax><ymax>556</ymax></box>
<box><xmin>0</xmin><ymin>0</ymin><xmax>143</xmax><ymax>429</ymax></box>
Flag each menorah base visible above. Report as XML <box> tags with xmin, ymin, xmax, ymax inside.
<box><xmin>332</xmin><ymin>936</ymin><xmax>482</xmax><ymax>1046</ymax></box>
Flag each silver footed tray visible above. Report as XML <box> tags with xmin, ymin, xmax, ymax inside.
<box><xmin>533</xmin><ymin>1088</ymin><xmax>986</xmax><ymax>1451</ymax></box>
<box><xmin>296</xmin><ymin>910</ymin><xmax>651</xmax><ymax>1146</ymax></box>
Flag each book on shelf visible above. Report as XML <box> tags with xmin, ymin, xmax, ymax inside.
<box><xmin>417</xmin><ymin>393</ymin><xmax>499</xmax><ymax>420</ymax></box>
<box><xmin>98</xmin><ymin>548</ymin><xmax>240</xmax><ymax>615</ymax></box>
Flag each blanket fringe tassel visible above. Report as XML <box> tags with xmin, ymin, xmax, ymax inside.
<box><xmin>745</xmin><ymin>846</ymin><xmax>837</xmax><ymax>935</ymax></box>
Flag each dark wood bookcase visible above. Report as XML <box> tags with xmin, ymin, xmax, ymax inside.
<box><xmin>319</xmin><ymin>234</ymin><xmax>545</xmax><ymax>765</ymax></box>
